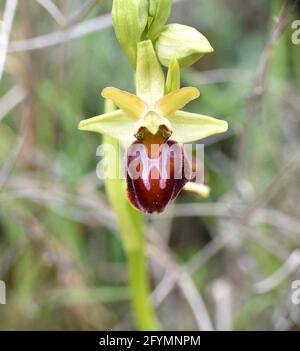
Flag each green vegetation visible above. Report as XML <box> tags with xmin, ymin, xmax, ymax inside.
<box><xmin>0</xmin><ymin>0</ymin><xmax>299</xmax><ymax>331</ymax></box>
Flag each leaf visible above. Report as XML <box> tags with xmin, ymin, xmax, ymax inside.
<box><xmin>78</xmin><ymin>109</ymin><xmax>136</xmax><ymax>141</ymax></box>
<box><xmin>102</xmin><ymin>87</ymin><xmax>147</xmax><ymax>120</ymax></box>
<box><xmin>136</xmin><ymin>40</ymin><xmax>165</xmax><ymax>107</ymax></box>
<box><xmin>156</xmin><ymin>87</ymin><xmax>200</xmax><ymax>117</ymax></box>
<box><xmin>171</xmin><ymin>110</ymin><xmax>228</xmax><ymax>143</ymax></box>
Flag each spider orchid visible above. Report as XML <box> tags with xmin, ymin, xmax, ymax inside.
<box><xmin>78</xmin><ymin>40</ymin><xmax>228</xmax><ymax>213</ymax></box>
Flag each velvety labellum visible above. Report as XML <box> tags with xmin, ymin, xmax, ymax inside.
<box><xmin>126</xmin><ymin>140</ymin><xmax>191</xmax><ymax>213</ymax></box>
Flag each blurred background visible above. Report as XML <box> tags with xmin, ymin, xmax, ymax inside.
<box><xmin>0</xmin><ymin>0</ymin><xmax>300</xmax><ymax>331</ymax></box>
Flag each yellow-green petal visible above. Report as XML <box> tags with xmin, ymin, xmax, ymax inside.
<box><xmin>165</xmin><ymin>58</ymin><xmax>181</xmax><ymax>94</ymax></box>
<box><xmin>156</xmin><ymin>87</ymin><xmax>200</xmax><ymax>117</ymax></box>
<box><xmin>136</xmin><ymin>40</ymin><xmax>165</xmax><ymax>107</ymax></box>
<box><xmin>78</xmin><ymin>109</ymin><xmax>135</xmax><ymax>141</ymax></box>
<box><xmin>102</xmin><ymin>87</ymin><xmax>147</xmax><ymax>120</ymax></box>
<box><xmin>171</xmin><ymin>110</ymin><xmax>228</xmax><ymax>143</ymax></box>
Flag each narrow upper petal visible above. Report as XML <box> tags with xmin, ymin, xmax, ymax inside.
<box><xmin>101</xmin><ymin>87</ymin><xmax>147</xmax><ymax>120</ymax></box>
<box><xmin>165</xmin><ymin>58</ymin><xmax>180</xmax><ymax>94</ymax></box>
<box><xmin>78</xmin><ymin>109</ymin><xmax>136</xmax><ymax>141</ymax></box>
<box><xmin>171</xmin><ymin>110</ymin><xmax>228</xmax><ymax>143</ymax></box>
<box><xmin>155</xmin><ymin>87</ymin><xmax>200</xmax><ymax>117</ymax></box>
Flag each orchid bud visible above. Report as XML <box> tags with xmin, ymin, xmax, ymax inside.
<box><xmin>112</xmin><ymin>0</ymin><xmax>148</xmax><ymax>67</ymax></box>
<box><xmin>155</xmin><ymin>24</ymin><xmax>214</xmax><ymax>68</ymax></box>
<box><xmin>126</xmin><ymin>135</ymin><xmax>191</xmax><ymax>214</ymax></box>
<box><xmin>149</xmin><ymin>0</ymin><xmax>159</xmax><ymax>17</ymax></box>
<box><xmin>147</xmin><ymin>0</ymin><xmax>173</xmax><ymax>41</ymax></box>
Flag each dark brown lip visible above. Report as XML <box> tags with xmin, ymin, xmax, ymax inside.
<box><xmin>126</xmin><ymin>139</ymin><xmax>191</xmax><ymax>214</ymax></box>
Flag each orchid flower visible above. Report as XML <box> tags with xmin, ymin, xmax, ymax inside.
<box><xmin>78</xmin><ymin>40</ymin><xmax>228</xmax><ymax>213</ymax></box>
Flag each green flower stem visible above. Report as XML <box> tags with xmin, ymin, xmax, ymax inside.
<box><xmin>103</xmin><ymin>99</ymin><xmax>158</xmax><ymax>331</ymax></box>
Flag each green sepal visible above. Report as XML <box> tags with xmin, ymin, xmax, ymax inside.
<box><xmin>171</xmin><ymin>110</ymin><xmax>228</xmax><ymax>143</ymax></box>
<box><xmin>136</xmin><ymin>40</ymin><xmax>165</xmax><ymax>107</ymax></box>
<box><xmin>78</xmin><ymin>109</ymin><xmax>136</xmax><ymax>142</ymax></box>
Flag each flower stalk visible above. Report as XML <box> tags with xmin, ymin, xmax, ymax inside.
<box><xmin>103</xmin><ymin>100</ymin><xmax>158</xmax><ymax>330</ymax></box>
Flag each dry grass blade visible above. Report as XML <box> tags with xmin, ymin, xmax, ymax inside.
<box><xmin>8</xmin><ymin>0</ymin><xmax>187</xmax><ymax>53</ymax></box>
<box><xmin>8</xmin><ymin>13</ymin><xmax>112</xmax><ymax>52</ymax></box>
<box><xmin>254</xmin><ymin>250</ymin><xmax>300</xmax><ymax>294</ymax></box>
<box><xmin>36</xmin><ymin>0</ymin><xmax>66</xmax><ymax>27</ymax></box>
<box><xmin>0</xmin><ymin>0</ymin><xmax>18</xmax><ymax>79</ymax></box>
<box><xmin>0</xmin><ymin>84</ymin><xmax>27</xmax><ymax>121</ymax></box>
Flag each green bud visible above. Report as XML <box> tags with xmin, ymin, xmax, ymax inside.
<box><xmin>147</xmin><ymin>0</ymin><xmax>173</xmax><ymax>41</ymax></box>
<box><xmin>149</xmin><ymin>0</ymin><xmax>158</xmax><ymax>17</ymax></box>
<box><xmin>112</xmin><ymin>0</ymin><xmax>149</xmax><ymax>67</ymax></box>
<box><xmin>155</xmin><ymin>24</ymin><xmax>214</xmax><ymax>68</ymax></box>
